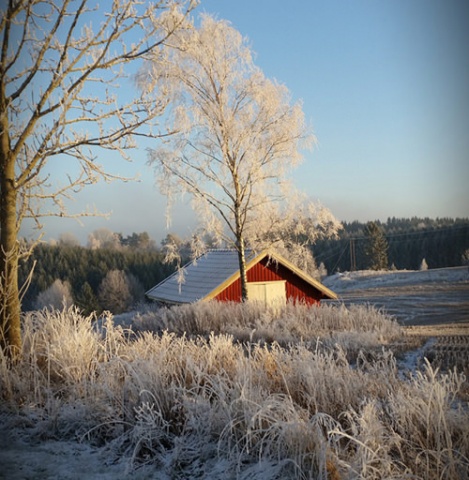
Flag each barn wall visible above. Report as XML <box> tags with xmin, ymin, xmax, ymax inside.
<box><xmin>214</xmin><ymin>257</ymin><xmax>322</xmax><ymax>305</ymax></box>
<box><xmin>214</xmin><ymin>280</ymin><xmax>242</xmax><ymax>302</ymax></box>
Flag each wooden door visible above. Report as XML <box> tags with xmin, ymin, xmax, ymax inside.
<box><xmin>246</xmin><ymin>281</ymin><xmax>286</xmax><ymax>307</ymax></box>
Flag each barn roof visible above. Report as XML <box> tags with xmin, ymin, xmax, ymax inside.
<box><xmin>146</xmin><ymin>249</ymin><xmax>337</xmax><ymax>304</ymax></box>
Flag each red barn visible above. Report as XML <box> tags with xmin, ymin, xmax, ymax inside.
<box><xmin>146</xmin><ymin>249</ymin><xmax>337</xmax><ymax>306</ymax></box>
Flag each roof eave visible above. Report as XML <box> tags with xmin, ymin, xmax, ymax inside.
<box><xmin>203</xmin><ymin>250</ymin><xmax>265</xmax><ymax>301</ymax></box>
<box><xmin>145</xmin><ymin>293</ymin><xmax>188</xmax><ymax>306</ymax></box>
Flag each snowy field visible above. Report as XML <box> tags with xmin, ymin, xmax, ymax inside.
<box><xmin>1</xmin><ymin>268</ymin><xmax>468</xmax><ymax>479</ymax></box>
<box><xmin>323</xmin><ymin>266</ymin><xmax>469</xmax><ymax>326</ymax></box>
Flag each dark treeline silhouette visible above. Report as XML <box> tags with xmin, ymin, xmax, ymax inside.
<box><xmin>313</xmin><ymin>217</ymin><xmax>469</xmax><ymax>274</ymax></box>
<box><xmin>19</xmin><ymin>240</ymin><xmax>174</xmax><ymax>314</ymax></box>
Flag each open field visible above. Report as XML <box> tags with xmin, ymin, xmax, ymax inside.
<box><xmin>405</xmin><ymin>322</ymin><xmax>469</xmax><ymax>337</ymax></box>
<box><xmin>324</xmin><ymin>266</ymin><xmax>469</xmax><ymax>327</ymax></box>
<box><xmin>324</xmin><ymin>266</ymin><xmax>469</xmax><ymax>384</ymax></box>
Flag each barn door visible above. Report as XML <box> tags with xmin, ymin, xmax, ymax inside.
<box><xmin>246</xmin><ymin>281</ymin><xmax>286</xmax><ymax>308</ymax></box>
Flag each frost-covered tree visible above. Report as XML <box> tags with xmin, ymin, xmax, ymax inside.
<box><xmin>98</xmin><ymin>270</ymin><xmax>131</xmax><ymax>314</ymax></box>
<box><xmin>57</xmin><ymin>233</ymin><xmax>81</xmax><ymax>247</ymax></box>
<box><xmin>87</xmin><ymin>228</ymin><xmax>121</xmax><ymax>250</ymax></box>
<box><xmin>317</xmin><ymin>262</ymin><xmax>328</xmax><ymax>279</ymax></box>
<box><xmin>120</xmin><ymin>232</ymin><xmax>156</xmax><ymax>250</ymax></box>
<box><xmin>419</xmin><ymin>258</ymin><xmax>428</xmax><ymax>271</ymax></box>
<box><xmin>34</xmin><ymin>279</ymin><xmax>73</xmax><ymax>311</ymax></box>
<box><xmin>142</xmin><ymin>15</ymin><xmax>340</xmax><ymax>299</ymax></box>
<box><xmin>462</xmin><ymin>249</ymin><xmax>469</xmax><ymax>267</ymax></box>
<box><xmin>0</xmin><ymin>0</ymin><xmax>196</xmax><ymax>356</ymax></box>
<box><xmin>98</xmin><ymin>270</ymin><xmax>142</xmax><ymax>314</ymax></box>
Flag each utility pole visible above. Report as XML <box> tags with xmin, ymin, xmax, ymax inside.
<box><xmin>350</xmin><ymin>238</ymin><xmax>356</xmax><ymax>271</ymax></box>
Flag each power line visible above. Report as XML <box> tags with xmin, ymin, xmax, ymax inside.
<box><xmin>312</xmin><ymin>222</ymin><xmax>469</xmax><ymax>270</ymax></box>
<box><xmin>349</xmin><ymin>238</ymin><xmax>356</xmax><ymax>271</ymax></box>
<box><xmin>329</xmin><ymin>241</ymin><xmax>350</xmax><ymax>273</ymax></box>
<box><xmin>346</xmin><ymin>223</ymin><xmax>469</xmax><ymax>242</ymax></box>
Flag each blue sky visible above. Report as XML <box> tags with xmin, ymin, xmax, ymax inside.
<box><xmin>22</xmin><ymin>0</ymin><xmax>469</xmax><ymax>244</ymax></box>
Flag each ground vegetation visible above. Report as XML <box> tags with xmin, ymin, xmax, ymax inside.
<box><xmin>0</xmin><ymin>303</ymin><xmax>467</xmax><ymax>479</ymax></box>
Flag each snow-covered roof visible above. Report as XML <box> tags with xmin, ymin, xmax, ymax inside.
<box><xmin>146</xmin><ymin>249</ymin><xmax>257</xmax><ymax>304</ymax></box>
<box><xmin>146</xmin><ymin>249</ymin><xmax>337</xmax><ymax>304</ymax></box>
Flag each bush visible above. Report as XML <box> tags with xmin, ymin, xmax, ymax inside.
<box><xmin>34</xmin><ymin>279</ymin><xmax>74</xmax><ymax>310</ymax></box>
<box><xmin>98</xmin><ymin>270</ymin><xmax>144</xmax><ymax>314</ymax></box>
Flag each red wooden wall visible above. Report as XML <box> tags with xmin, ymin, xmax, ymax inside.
<box><xmin>214</xmin><ymin>257</ymin><xmax>324</xmax><ymax>305</ymax></box>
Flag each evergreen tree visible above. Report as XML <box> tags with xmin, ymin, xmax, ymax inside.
<box><xmin>76</xmin><ymin>282</ymin><xmax>100</xmax><ymax>316</ymax></box>
<box><xmin>364</xmin><ymin>222</ymin><xmax>388</xmax><ymax>270</ymax></box>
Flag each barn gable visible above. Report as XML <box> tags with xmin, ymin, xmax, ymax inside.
<box><xmin>146</xmin><ymin>249</ymin><xmax>337</xmax><ymax>305</ymax></box>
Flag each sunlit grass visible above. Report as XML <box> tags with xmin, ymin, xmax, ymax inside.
<box><xmin>1</xmin><ymin>304</ymin><xmax>467</xmax><ymax>479</ymax></box>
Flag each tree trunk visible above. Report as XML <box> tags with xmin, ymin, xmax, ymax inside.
<box><xmin>0</xmin><ymin>135</ymin><xmax>21</xmax><ymax>359</ymax></box>
<box><xmin>233</xmin><ymin>172</ymin><xmax>248</xmax><ymax>301</ymax></box>
<box><xmin>236</xmin><ymin>235</ymin><xmax>249</xmax><ymax>301</ymax></box>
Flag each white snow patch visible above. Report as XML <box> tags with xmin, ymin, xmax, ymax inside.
<box><xmin>396</xmin><ymin>337</ymin><xmax>437</xmax><ymax>379</ymax></box>
<box><xmin>323</xmin><ymin>266</ymin><xmax>468</xmax><ymax>293</ymax></box>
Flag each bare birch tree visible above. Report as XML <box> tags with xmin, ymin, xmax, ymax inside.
<box><xmin>142</xmin><ymin>15</ymin><xmax>340</xmax><ymax>299</ymax></box>
<box><xmin>0</xmin><ymin>0</ymin><xmax>196</xmax><ymax>357</ymax></box>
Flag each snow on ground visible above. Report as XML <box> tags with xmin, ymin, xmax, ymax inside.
<box><xmin>0</xmin><ymin>416</ymin><xmax>288</xmax><ymax>480</ymax></box>
<box><xmin>0</xmin><ymin>427</ymin><xmax>154</xmax><ymax>480</ymax></box>
<box><xmin>323</xmin><ymin>266</ymin><xmax>469</xmax><ymax>293</ymax></box>
<box><xmin>323</xmin><ymin>266</ymin><xmax>469</xmax><ymax>326</ymax></box>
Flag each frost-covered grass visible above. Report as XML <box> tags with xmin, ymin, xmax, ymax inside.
<box><xmin>132</xmin><ymin>301</ymin><xmax>402</xmax><ymax>358</ymax></box>
<box><xmin>1</xmin><ymin>304</ymin><xmax>468</xmax><ymax>479</ymax></box>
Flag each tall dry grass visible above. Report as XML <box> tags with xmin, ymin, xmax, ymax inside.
<box><xmin>133</xmin><ymin>301</ymin><xmax>402</xmax><ymax>355</ymax></box>
<box><xmin>0</xmin><ymin>304</ymin><xmax>467</xmax><ymax>479</ymax></box>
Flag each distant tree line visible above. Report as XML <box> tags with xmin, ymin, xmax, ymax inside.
<box><xmin>18</xmin><ymin>218</ymin><xmax>469</xmax><ymax>315</ymax></box>
<box><xmin>312</xmin><ymin>217</ymin><xmax>469</xmax><ymax>273</ymax></box>
<box><xmin>18</xmin><ymin>232</ymin><xmax>175</xmax><ymax>315</ymax></box>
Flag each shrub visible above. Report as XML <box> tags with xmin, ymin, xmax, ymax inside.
<box><xmin>98</xmin><ymin>270</ymin><xmax>143</xmax><ymax>314</ymax></box>
<box><xmin>34</xmin><ymin>279</ymin><xmax>74</xmax><ymax>310</ymax></box>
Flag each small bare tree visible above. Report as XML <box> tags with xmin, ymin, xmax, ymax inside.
<box><xmin>34</xmin><ymin>279</ymin><xmax>74</xmax><ymax>311</ymax></box>
<box><xmin>142</xmin><ymin>15</ymin><xmax>339</xmax><ymax>299</ymax></box>
<box><xmin>0</xmin><ymin>0</ymin><xmax>197</xmax><ymax>357</ymax></box>
<box><xmin>98</xmin><ymin>269</ymin><xmax>141</xmax><ymax>314</ymax></box>
<box><xmin>462</xmin><ymin>249</ymin><xmax>469</xmax><ymax>267</ymax></box>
